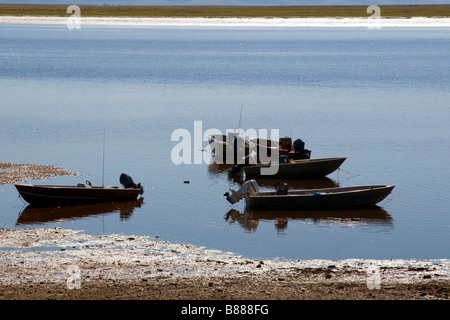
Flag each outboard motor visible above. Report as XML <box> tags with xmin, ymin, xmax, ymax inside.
<box><xmin>293</xmin><ymin>139</ymin><xmax>305</xmax><ymax>154</ymax></box>
<box><xmin>120</xmin><ymin>173</ymin><xmax>144</xmax><ymax>195</ymax></box>
<box><xmin>224</xmin><ymin>180</ymin><xmax>259</xmax><ymax>204</ymax></box>
<box><xmin>293</xmin><ymin>138</ymin><xmax>310</xmax><ymax>159</ymax></box>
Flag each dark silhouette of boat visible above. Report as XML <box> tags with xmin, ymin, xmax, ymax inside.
<box><xmin>225</xmin><ymin>180</ymin><xmax>394</xmax><ymax>210</ymax></box>
<box><xmin>242</xmin><ymin>157</ymin><xmax>346</xmax><ymax>179</ymax></box>
<box><xmin>15</xmin><ymin>173</ymin><xmax>143</xmax><ymax>207</ymax></box>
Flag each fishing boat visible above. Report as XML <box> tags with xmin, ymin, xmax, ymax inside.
<box><xmin>242</xmin><ymin>157</ymin><xmax>346</xmax><ymax>178</ymax></box>
<box><xmin>224</xmin><ymin>180</ymin><xmax>395</xmax><ymax>210</ymax></box>
<box><xmin>15</xmin><ymin>173</ymin><xmax>144</xmax><ymax>207</ymax></box>
<box><xmin>208</xmin><ymin>134</ymin><xmax>311</xmax><ymax>164</ymax></box>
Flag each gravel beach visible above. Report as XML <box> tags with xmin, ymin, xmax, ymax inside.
<box><xmin>0</xmin><ymin>228</ymin><xmax>448</xmax><ymax>301</ymax></box>
<box><xmin>0</xmin><ymin>162</ymin><xmax>77</xmax><ymax>185</ymax></box>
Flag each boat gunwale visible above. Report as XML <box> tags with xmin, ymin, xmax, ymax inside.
<box><xmin>14</xmin><ymin>183</ymin><xmax>139</xmax><ymax>190</ymax></box>
<box><xmin>243</xmin><ymin>156</ymin><xmax>347</xmax><ymax>169</ymax></box>
<box><xmin>248</xmin><ymin>184</ymin><xmax>395</xmax><ymax>199</ymax></box>
<box><xmin>15</xmin><ymin>183</ymin><xmax>142</xmax><ymax>206</ymax></box>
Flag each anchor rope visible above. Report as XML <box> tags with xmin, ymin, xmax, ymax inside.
<box><xmin>336</xmin><ymin>167</ymin><xmax>361</xmax><ymax>184</ymax></box>
<box><xmin>337</xmin><ymin>167</ymin><xmax>361</xmax><ymax>177</ymax></box>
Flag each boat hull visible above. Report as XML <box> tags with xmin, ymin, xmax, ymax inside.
<box><xmin>245</xmin><ymin>185</ymin><xmax>395</xmax><ymax>210</ymax></box>
<box><xmin>243</xmin><ymin>157</ymin><xmax>346</xmax><ymax>178</ymax></box>
<box><xmin>15</xmin><ymin>184</ymin><xmax>142</xmax><ymax>207</ymax></box>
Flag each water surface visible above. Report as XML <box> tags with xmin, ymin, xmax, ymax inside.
<box><xmin>0</xmin><ymin>24</ymin><xmax>449</xmax><ymax>260</ymax></box>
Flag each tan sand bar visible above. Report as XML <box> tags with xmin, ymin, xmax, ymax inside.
<box><xmin>0</xmin><ymin>162</ymin><xmax>77</xmax><ymax>185</ymax></box>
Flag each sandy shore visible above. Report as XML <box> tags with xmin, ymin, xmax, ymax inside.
<box><xmin>0</xmin><ymin>162</ymin><xmax>77</xmax><ymax>185</ymax></box>
<box><xmin>1</xmin><ymin>16</ymin><xmax>450</xmax><ymax>28</ymax></box>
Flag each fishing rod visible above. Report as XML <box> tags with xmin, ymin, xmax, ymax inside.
<box><xmin>237</xmin><ymin>104</ymin><xmax>243</xmax><ymax>129</ymax></box>
<box><xmin>102</xmin><ymin>129</ymin><xmax>105</xmax><ymax>187</ymax></box>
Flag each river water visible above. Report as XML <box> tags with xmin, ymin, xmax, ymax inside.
<box><xmin>0</xmin><ymin>24</ymin><xmax>449</xmax><ymax>260</ymax></box>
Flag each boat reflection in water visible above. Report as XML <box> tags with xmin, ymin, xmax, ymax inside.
<box><xmin>16</xmin><ymin>198</ymin><xmax>144</xmax><ymax>225</ymax></box>
<box><xmin>238</xmin><ymin>176</ymin><xmax>340</xmax><ymax>190</ymax></box>
<box><xmin>224</xmin><ymin>206</ymin><xmax>393</xmax><ymax>233</ymax></box>
<box><xmin>208</xmin><ymin>162</ymin><xmax>340</xmax><ymax>190</ymax></box>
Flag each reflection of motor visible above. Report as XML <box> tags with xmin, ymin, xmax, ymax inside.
<box><xmin>120</xmin><ymin>173</ymin><xmax>144</xmax><ymax>195</ymax></box>
<box><xmin>224</xmin><ymin>179</ymin><xmax>259</xmax><ymax>204</ymax></box>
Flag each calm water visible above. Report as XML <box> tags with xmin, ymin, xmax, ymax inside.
<box><xmin>0</xmin><ymin>24</ymin><xmax>449</xmax><ymax>260</ymax></box>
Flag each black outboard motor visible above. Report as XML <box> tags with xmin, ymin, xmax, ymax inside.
<box><xmin>293</xmin><ymin>139</ymin><xmax>310</xmax><ymax>160</ymax></box>
<box><xmin>120</xmin><ymin>173</ymin><xmax>144</xmax><ymax>195</ymax></box>
<box><xmin>293</xmin><ymin>139</ymin><xmax>305</xmax><ymax>154</ymax></box>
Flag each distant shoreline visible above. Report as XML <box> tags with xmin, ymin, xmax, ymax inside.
<box><xmin>1</xmin><ymin>4</ymin><xmax>450</xmax><ymax>18</ymax></box>
<box><xmin>1</xmin><ymin>16</ymin><xmax>450</xmax><ymax>28</ymax></box>
<box><xmin>2</xmin><ymin>4</ymin><xmax>450</xmax><ymax>27</ymax></box>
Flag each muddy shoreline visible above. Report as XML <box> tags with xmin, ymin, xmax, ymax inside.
<box><xmin>0</xmin><ymin>228</ymin><xmax>448</xmax><ymax>300</ymax></box>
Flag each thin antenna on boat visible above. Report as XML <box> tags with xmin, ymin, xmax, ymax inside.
<box><xmin>237</xmin><ymin>104</ymin><xmax>243</xmax><ymax>129</ymax></box>
<box><xmin>102</xmin><ymin>129</ymin><xmax>105</xmax><ymax>187</ymax></box>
